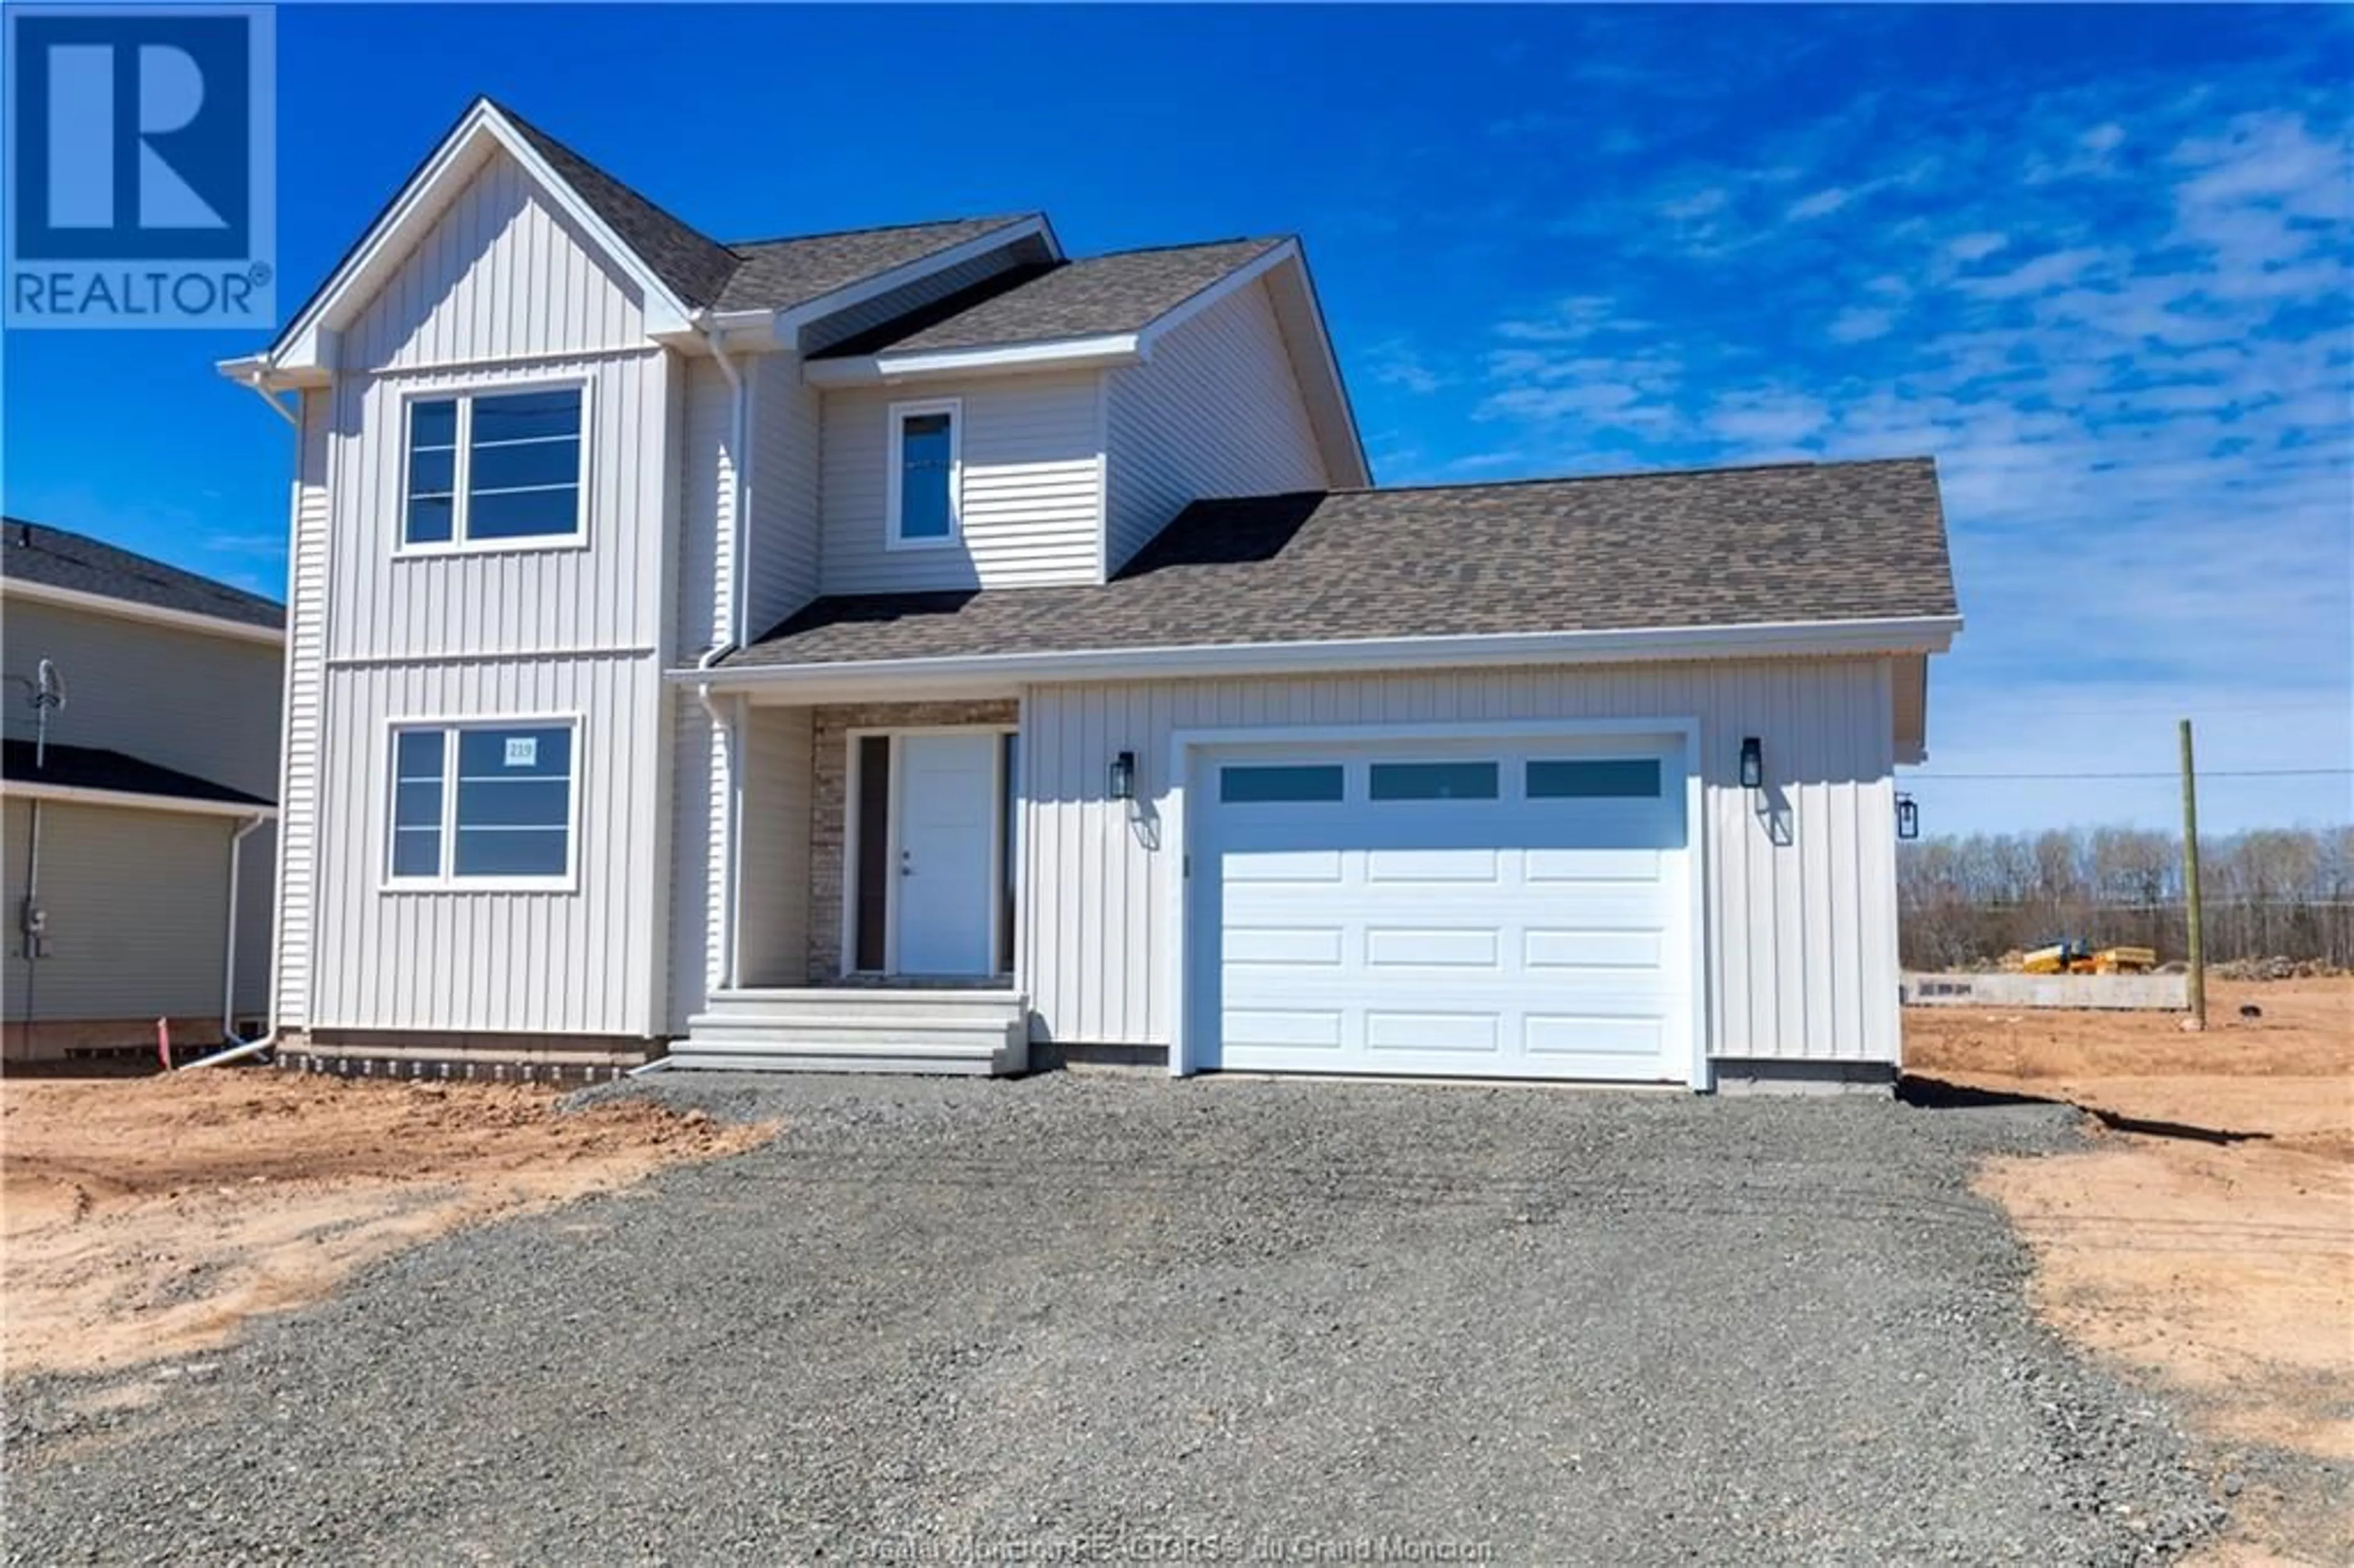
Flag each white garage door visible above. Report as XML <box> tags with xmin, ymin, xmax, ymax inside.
<box><xmin>1190</xmin><ymin>737</ymin><xmax>1694</xmax><ymax>1083</ymax></box>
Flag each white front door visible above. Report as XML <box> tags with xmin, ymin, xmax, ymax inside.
<box><xmin>894</xmin><ymin>733</ymin><xmax>999</xmax><ymax>975</ymax></box>
<box><xmin>1192</xmin><ymin>737</ymin><xmax>1693</xmax><ymax>1082</ymax></box>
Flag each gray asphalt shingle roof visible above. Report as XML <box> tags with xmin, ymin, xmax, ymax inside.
<box><xmin>498</xmin><ymin>102</ymin><xmax>1031</xmax><ymax>315</ymax></box>
<box><xmin>727</xmin><ymin>458</ymin><xmax>1954</xmax><ymax>669</ymax></box>
<box><xmin>2</xmin><ymin>739</ymin><xmax>272</xmax><ymax>807</ymax></box>
<box><xmin>2</xmin><ymin>519</ymin><xmax>283</xmax><ymax>631</ymax></box>
<box><xmin>810</xmin><ymin>238</ymin><xmax>1287</xmax><ymax>356</ymax></box>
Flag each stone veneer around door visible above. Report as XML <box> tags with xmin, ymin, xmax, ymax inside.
<box><xmin>806</xmin><ymin>699</ymin><xmax>1020</xmax><ymax>983</ymax></box>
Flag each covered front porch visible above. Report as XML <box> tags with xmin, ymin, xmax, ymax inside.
<box><xmin>673</xmin><ymin>698</ymin><xmax>1030</xmax><ymax>1074</ymax></box>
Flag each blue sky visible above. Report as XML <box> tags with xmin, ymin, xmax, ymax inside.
<box><xmin>4</xmin><ymin>4</ymin><xmax>2347</xmax><ymax>835</ymax></box>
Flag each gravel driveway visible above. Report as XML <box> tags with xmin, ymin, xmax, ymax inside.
<box><xmin>6</xmin><ymin>1074</ymin><xmax>2221</xmax><ymax>1565</ymax></box>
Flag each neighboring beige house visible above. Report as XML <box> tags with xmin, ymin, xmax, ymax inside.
<box><xmin>1</xmin><ymin>521</ymin><xmax>283</xmax><ymax>1061</ymax></box>
<box><xmin>219</xmin><ymin>99</ymin><xmax>1958</xmax><ymax>1090</ymax></box>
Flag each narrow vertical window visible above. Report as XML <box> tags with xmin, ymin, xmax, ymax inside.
<box><xmin>405</xmin><ymin>400</ymin><xmax>459</xmax><ymax>546</ymax></box>
<box><xmin>999</xmin><ymin>733</ymin><xmax>1019</xmax><ymax>973</ymax></box>
<box><xmin>853</xmin><ymin>736</ymin><xmax>893</xmax><ymax>971</ymax></box>
<box><xmin>888</xmin><ymin>400</ymin><xmax>959</xmax><ymax>547</ymax></box>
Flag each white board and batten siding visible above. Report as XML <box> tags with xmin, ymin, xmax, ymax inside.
<box><xmin>818</xmin><ymin>371</ymin><xmax>1105</xmax><ymax>592</ymax></box>
<box><xmin>278</xmin><ymin>148</ymin><xmax>676</xmax><ymax>1038</ymax></box>
<box><xmin>1104</xmin><ymin>278</ymin><xmax>1328</xmax><ymax>574</ymax></box>
<box><xmin>306</xmin><ymin>658</ymin><xmax>663</xmax><ymax>1034</ymax></box>
<box><xmin>1020</xmin><ymin>659</ymin><xmax>1903</xmax><ymax>1067</ymax></box>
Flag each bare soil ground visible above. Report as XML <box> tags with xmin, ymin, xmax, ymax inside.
<box><xmin>1</xmin><ymin>1066</ymin><xmax>766</xmax><ymax>1378</ymax></box>
<box><xmin>1906</xmin><ymin>976</ymin><xmax>2353</xmax><ymax>1564</ymax></box>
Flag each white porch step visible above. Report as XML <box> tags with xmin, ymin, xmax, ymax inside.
<box><xmin>677</xmin><ymin>988</ymin><xmax>1029</xmax><ymax>1076</ymax></box>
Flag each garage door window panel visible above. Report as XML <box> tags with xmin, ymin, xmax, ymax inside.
<box><xmin>1528</xmin><ymin>758</ymin><xmax>1661</xmax><ymax>799</ymax></box>
<box><xmin>1219</xmin><ymin>764</ymin><xmax>1344</xmax><ymax>804</ymax></box>
<box><xmin>1369</xmin><ymin>761</ymin><xmax>1499</xmax><ymax>801</ymax></box>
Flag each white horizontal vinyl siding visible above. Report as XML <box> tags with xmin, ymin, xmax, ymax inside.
<box><xmin>734</xmin><ymin>705</ymin><xmax>813</xmax><ymax>987</ymax></box>
<box><xmin>310</xmin><ymin>653</ymin><xmax>663</xmax><ymax>1035</ymax></box>
<box><xmin>677</xmin><ymin>356</ymin><xmax>735</xmax><ymax>660</ymax></box>
<box><xmin>819</xmin><ymin>371</ymin><xmax>1104</xmax><ymax>592</ymax></box>
<box><xmin>345</xmin><ymin>153</ymin><xmax>644</xmax><ymax>370</ymax></box>
<box><xmin>746</xmin><ymin>351</ymin><xmax>821</xmax><ymax>638</ymax></box>
<box><xmin>1103</xmin><ymin>279</ymin><xmax>1328</xmax><ymax>574</ymax></box>
<box><xmin>274</xmin><ymin>390</ymin><xmax>332</xmax><ymax>1026</ymax></box>
<box><xmin>3</xmin><ymin>799</ymin><xmax>239</xmax><ymax>1022</ymax></box>
<box><xmin>667</xmin><ymin>696</ymin><xmax>720</xmax><ymax>1034</ymax></box>
<box><xmin>1020</xmin><ymin>658</ymin><xmax>1900</xmax><ymax>1064</ymax></box>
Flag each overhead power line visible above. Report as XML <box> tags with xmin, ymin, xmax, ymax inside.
<box><xmin>1908</xmin><ymin>767</ymin><xmax>2352</xmax><ymax>782</ymax></box>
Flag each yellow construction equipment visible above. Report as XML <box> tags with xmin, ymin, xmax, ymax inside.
<box><xmin>2019</xmin><ymin>941</ymin><xmax>2156</xmax><ymax>975</ymax></box>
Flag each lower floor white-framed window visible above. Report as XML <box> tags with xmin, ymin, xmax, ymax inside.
<box><xmin>387</xmin><ymin>717</ymin><xmax>580</xmax><ymax>888</ymax></box>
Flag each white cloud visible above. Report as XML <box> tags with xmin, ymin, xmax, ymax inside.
<box><xmin>1828</xmin><ymin>306</ymin><xmax>1897</xmax><ymax>343</ymax></box>
<box><xmin>1786</xmin><ymin>186</ymin><xmax>1852</xmax><ymax>221</ymax></box>
<box><xmin>1956</xmin><ymin>246</ymin><xmax>2109</xmax><ymax>299</ymax></box>
<box><xmin>1659</xmin><ymin>187</ymin><xmax>1729</xmax><ymax>221</ymax></box>
<box><xmin>1947</xmin><ymin>230</ymin><xmax>2008</xmax><ymax>262</ymax></box>
<box><xmin>1364</xmin><ymin>338</ymin><xmax>1446</xmax><ymax>395</ymax></box>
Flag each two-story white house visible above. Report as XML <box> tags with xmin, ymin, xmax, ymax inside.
<box><xmin>221</xmin><ymin>99</ymin><xmax>1959</xmax><ymax>1090</ymax></box>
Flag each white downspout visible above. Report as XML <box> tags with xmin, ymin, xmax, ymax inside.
<box><xmin>694</xmin><ymin>313</ymin><xmax>751</xmax><ymax>992</ymax></box>
<box><xmin>220</xmin><ymin>813</ymin><xmax>267</xmax><ymax>1037</ymax></box>
<box><xmin>183</xmin><ymin>813</ymin><xmax>273</xmax><ymax>1071</ymax></box>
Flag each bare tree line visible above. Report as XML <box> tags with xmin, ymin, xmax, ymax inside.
<box><xmin>1897</xmin><ymin>824</ymin><xmax>2354</xmax><ymax>970</ymax></box>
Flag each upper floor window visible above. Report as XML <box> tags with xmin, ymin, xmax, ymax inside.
<box><xmin>403</xmin><ymin>386</ymin><xmax>586</xmax><ymax>550</ymax></box>
<box><xmin>886</xmin><ymin>398</ymin><xmax>961</xmax><ymax>550</ymax></box>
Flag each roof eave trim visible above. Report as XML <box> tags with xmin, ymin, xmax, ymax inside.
<box><xmin>769</xmin><ymin>215</ymin><xmax>1059</xmax><ymax>351</ymax></box>
<box><xmin>685</xmin><ymin>614</ymin><xmax>1965</xmax><ymax>698</ymax></box>
<box><xmin>2</xmin><ymin>577</ymin><xmax>285</xmax><ymax>645</ymax></box>
<box><xmin>0</xmin><ymin>779</ymin><xmax>276</xmax><ymax>818</ymax></box>
<box><xmin>804</xmin><ymin>333</ymin><xmax>1143</xmax><ymax>386</ymax></box>
<box><xmin>245</xmin><ymin>100</ymin><xmax>696</xmax><ymax>380</ymax></box>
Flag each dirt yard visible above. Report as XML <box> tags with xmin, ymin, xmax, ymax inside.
<box><xmin>1906</xmin><ymin>976</ymin><xmax>2353</xmax><ymax>1564</ymax></box>
<box><xmin>1</xmin><ymin>1067</ymin><xmax>766</xmax><ymax>1378</ymax></box>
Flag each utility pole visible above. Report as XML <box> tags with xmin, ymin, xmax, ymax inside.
<box><xmin>2180</xmin><ymin>718</ymin><xmax>2206</xmax><ymax>1031</ymax></box>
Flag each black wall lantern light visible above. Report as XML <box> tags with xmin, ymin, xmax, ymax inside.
<box><xmin>1108</xmin><ymin>750</ymin><xmax>1137</xmax><ymax>802</ymax></box>
<box><xmin>1895</xmin><ymin>793</ymin><xmax>1921</xmax><ymax>841</ymax></box>
<box><xmin>1738</xmin><ymin>736</ymin><xmax>1764</xmax><ymax>791</ymax></box>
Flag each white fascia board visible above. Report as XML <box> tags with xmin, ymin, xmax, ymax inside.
<box><xmin>803</xmin><ymin>334</ymin><xmax>1142</xmax><ymax>387</ymax></box>
<box><xmin>2</xmin><ymin>579</ymin><xmax>285</xmax><ymax>647</ymax></box>
<box><xmin>1131</xmin><ymin>238</ymin><xmax>1298</xmax><ymax>354</ymax></box>
<box><xmin>1</xmin><ymin>780</ymin><xmax>276</xmax><ymax>819</ymax></box>
<box><xmin>245</xmin><ymin>102</ymin><xmax>692</xmax><ymax>382</ymax></box>
<box><xmin>771</xmin><ymin>215</ymin><xmax>1058</xmax><ymax>350</ymax></box>
<box><xmin>680</xmin><ymin>614</ymin><xmax>1965</xmax><ymax>700</ymax></box>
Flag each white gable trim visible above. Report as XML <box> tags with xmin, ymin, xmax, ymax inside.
<box><xmin>246</xmin><ymin>101</ymin><xmax>694</xmax><ymax>384</ymax></box>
